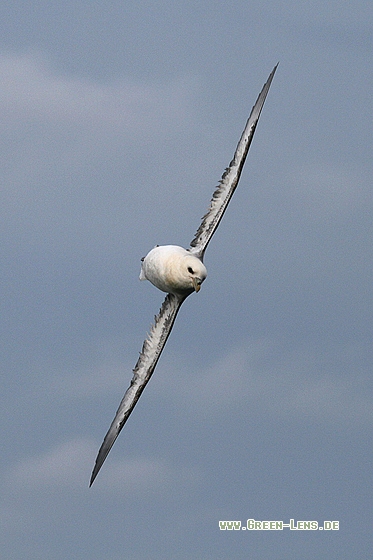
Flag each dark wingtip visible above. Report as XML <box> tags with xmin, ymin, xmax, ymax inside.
<box><xmin>252</xmin><ymin>63</ymin><xmax>278</xmax><ymax>116</ymax></box>
<box><xmin>89</xmin><ymin>455</ymin><xmax>103</xmax><ymax>487</ymax></box>
<box><xmin>89</xmin><ymin>426</ymin><xmax>120</xmax><ymax>487</ymax></box>
<box><xmin>89</xmin><ymin>464</ymin><xmax>99</xmax><ymax>487</ymax></box>
<box><xmin>89</xmin><ymin>452</ymin><xmax>108</xmax><ymax>487</ymax></box>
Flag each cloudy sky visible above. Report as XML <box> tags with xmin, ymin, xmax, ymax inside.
<box><xmin>1</xmin><ymin>1</ymin><xmax>372</xmax><ymax>558</ymax></box>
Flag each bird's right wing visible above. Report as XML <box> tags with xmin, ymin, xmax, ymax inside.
<box><xmin>90</xmin><ymin>292</ymin><xmax>186</xmax><ymax>486</ymax></box>
<box><xmin>189</xmin><ymin>64</ymin><xmax>277</xmax><ymax>259</ymax></box>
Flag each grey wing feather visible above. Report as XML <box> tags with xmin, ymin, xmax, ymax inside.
<box><xmin>189</xmin><ymin>64</ymin><xmax>277</xmax><ymax>258</ymax></box>
<box><xmin>90</xmin><ymin>292</ymin><xmax>186</xmax><ymax>486</ymax></box>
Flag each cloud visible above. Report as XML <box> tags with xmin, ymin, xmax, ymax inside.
<box><xmin>21</xmin><ymin>334</ymin><xmax>371</xmax><ymax>441</ymax></box>
<box><xmin>96</xmin><ymin>456</ymin><xmax>203</xmax><ymax>494</ymax></box>
<box><xmin>0</xmin><ymin>52</ymin><xmax>202</xmax><ymax>265</ymax></box>
<box><xmin>0</xmin><ymin>52</ymin><xmax>198</xmax><ymax>133</ymax></box>
<box><xmin>155</xmin><ymin>338</ymin><xmax>373</xmax><ymax>424</ymax></box>
<box><xmin>6</xmin><ymin>437</ymin><xmax>95</xmax><ymax>490</ymax></box>
<box><xmin>3</xmin><ymin>436</ymin><xmax>203</xmax><ymax>498</ymax></box>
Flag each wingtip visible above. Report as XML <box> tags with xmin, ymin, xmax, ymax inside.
<box><xmin>89</xmin><ymin>467</ymin><xmax>97</xmax><ymax>487</ymax></box>
<box><xmin>270</xmin><ymin>62</ymin><xmax>279</xmax><ymax>80</ymax></box>
<box><xmin>89</xmin><ymin>457</ymin><xmax>102</xmax><ymax>487</ymax></box>
<box><xmin>262</xmin><ymin>62</ymin><xmax>278</xmax><ymax>95</ymax></box>
<box><xmin>89</xmin><ymin>427</ymin><xmax>119</xmax><ymax>487</ymax></box>
<box><xmin>249</xmin><ymin>63</ymin><xmax>278</xmax><ymax>120</ymax></box>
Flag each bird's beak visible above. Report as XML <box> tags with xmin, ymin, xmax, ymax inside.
<box><xmin>192</xmin><ymin>278</ymin><xmax>202</xmax><ymax>292</ymax></box>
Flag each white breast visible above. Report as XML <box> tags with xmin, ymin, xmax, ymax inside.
<box><xmin>140</xmin><ymin>245</ymin><xmax>207</xmax><ymax>295</ymax></box>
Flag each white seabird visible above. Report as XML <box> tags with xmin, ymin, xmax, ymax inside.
<box><xmin>90</xmin><ymin>65</ymin><xmax>277</xmax><ymax>486</ymax></box>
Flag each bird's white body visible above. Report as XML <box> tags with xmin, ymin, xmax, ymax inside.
<box><xmin>140</xmin><ymin>245</ymin><xmax>207</xmax><ymax>295</ymax></box>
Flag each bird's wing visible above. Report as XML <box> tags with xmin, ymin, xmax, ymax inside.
<box><xmin>90</xmin><ymin>292</ymin><xmax>186</xmax><ymax>486</ymax></box>
<box><xmin>189</xmin><ymin>64</ymin><xmax>277</xmax><ymax>258</ymax></box>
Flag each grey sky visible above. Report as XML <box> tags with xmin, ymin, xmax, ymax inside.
<box><xmin>1</xmin><ymin>2</ymin><xmax>372</xmax><ymax>559</ymax></box>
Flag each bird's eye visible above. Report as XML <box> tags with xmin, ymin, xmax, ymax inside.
<box><xmin>187</xmin><ymin>266</ymin><xmax>194</xmax><ymax>274</ymax></box>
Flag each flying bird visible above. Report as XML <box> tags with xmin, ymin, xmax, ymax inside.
<box><xmin>90</xmin><ymin>65</ymin><xmax>277</xmax><ymax>486</ymax></box>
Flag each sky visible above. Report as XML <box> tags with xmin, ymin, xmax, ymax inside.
<box><xmin>1</xmin><ymin>1</ymin><xmax>372</xmax><ymax>558</ymax></box>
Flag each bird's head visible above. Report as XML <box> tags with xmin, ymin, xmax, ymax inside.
<box><xmin>184</xmin><ymin>255</ymin><xmax>207</xmax><ymax>293</ymax></box>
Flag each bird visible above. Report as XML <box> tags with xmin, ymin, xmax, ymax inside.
<box><xmin>90</xmin><ymin>64</ymin><xmax>277</xmax><ymax>486</ymax></box>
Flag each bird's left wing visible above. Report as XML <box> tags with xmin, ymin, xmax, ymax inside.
<box><xmin>189</xmin><ymin>64</ymin><xmax>277</xmax><ymax>259</ymax></box>
<box><xmin>90</xmin><ymin>292</ymin><xmax>186</xmax><ymax>486</ymax></box>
